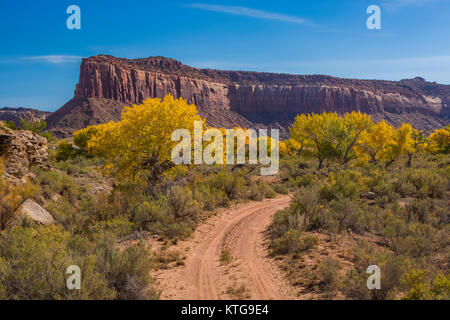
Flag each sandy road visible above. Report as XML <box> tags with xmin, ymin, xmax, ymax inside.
<box><xmin>153</xmin><ymin>195</ymin><xmax>296</xmax><ymax>300</ymax></box>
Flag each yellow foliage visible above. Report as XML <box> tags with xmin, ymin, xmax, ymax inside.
<box><xmin>384</xmin><ymin>123</ymin><xmax>415</xmax><ymax>167</ymax></box>
<box><xmin>74</xmin><ymin>94</ymin><xmax>204</xmax><ymax>191</ymax></box>
<box><xmin>289</xmin><ymin>111</ymin><xmax>374</xmax><ymax>167</ymax></box>
<box><xmin>280</xmin><ymin>139</ymin><xmax>302</xmax><ymax>157</ymax></box>
<box><xmin>354</xmin><ymin>120</ymin><xmax>394</xmax><ymax>164</ymax></box>
<box><xmin>402</xmin><ymin>269</ymin><xmax>450</xmax><ymax>300</ymax></box>
<box><xmin>426</xmin><ymin>126</ymin><xmax>450</xmax><ymax>154</ymax></box>
<box><xmin>355</xmin><ymin>122</ymin><xmax>416</xmax><ymax>167</ymax></box>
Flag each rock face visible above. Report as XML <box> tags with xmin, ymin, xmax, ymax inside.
<box><xmin>14</xmin><ymin>199</ymin><xmax>55</xmax><ymax>225</ymax></box>
<box><xmin>0</xmin><ymin>107</ymin><xmax>50</xmax><ymax>126</ymax></box>
<box><xmin>47</xmin><ymin>55</ymin><xmax>450</xmax><ymax>137</ymax></box>
<box><xmin>0</xmin><ymin>122</ymin><xmax>48</xmax><ymax>179</ymax></box>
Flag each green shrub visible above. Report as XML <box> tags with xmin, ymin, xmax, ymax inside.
<box><xmin>395</xmin><ymin>169</ymin><xmax>446</xmax><ymax>198</ymax></box>
<box><xmin>88</xmin><ymin>216</ymin><xmax>135</xmax><ymax>239</ymax></box>
<box><xmin>273</xmin><ymin>183</ymin><xmax>289</xmax><ymax>194</ymax></box>
<box><xmin>271</xmin><ymin>230</ymin><xmax>319</xmax><ymax>255</ymax></box>
<box><xmin>291</xmin><ymin>188</ymin><xmax>328</xmax><ymax>231</ymax></box>
<box><xmin>256</xmin><ymin>180</ymin><xmax>276</xmax><ymax>199</ymax></box>
<box><xmin>343</xmin><ymin>242</ymin><xmax>411</xmax><ymax>300</ymax></box>
<box><xmin>271</xmin><ymin>229</ymin><xmax>303</xmax><ymax>254</ymax></box>
<box><xmin>0</xmin><ymin>225</ymin><xmax>115</xmax><ymax>299</ymax></box>
<box><xmin>56</xmin><ymin>140</ymin><xmax>79</xmax><ymax>161</ymax></box>
<box><xmin>405</xmin><ymin>199</ymin><xmax>436</xmax><ymax>224</ymax></box>
<box><xmin>328</xmin><ymin>199</ymin><xmax>373</xmax><ymax>234</ymax></box>
<box><xmin>248</xmin><ymin>182</ymin><xmax>264</xmax><ymax>201</ymax></box>
<box><xmin>167</xmin><ymin>186</ymin><xmax>201</xmax><ymax>221</ymax></box>
<box><xmin>146</xmin><ymin>217</ymin><xmax>193</xmax><ymax>240</ymax></box>
<box><xmin>193</xmin><ymin>184</ymin><xmax>228</xmax><ymax>210</ymax></box>
<box><xmin>290</xmin><ymin>174</ymin><xmax>315</xmax><ymax>188</ymax></box>
<box><xmin>318</xmin><ymin>258</ymin><xmax>341</xmax><ymax>291</ymax></box>
<box><xmin>99</xmin><ymin>241</ymin><xmax>159</xmax><ymax>300</ymax></box>
<box><xmin>34</xmin><ymin>169</ymin><xmax>84</xmax><ymax>202</ymax></box>
<box><xmin>319</xmin><ymin>170</ymin><xmax>364</xmax><ymax>202</ymax></box>
<box><xmin>19</xmin><ymin>119</ymin><xmax>47</xmax><ymax>134</ymax></box>
<box><xmin>270</xmin><ymin>209</ymin><xmax>306</xmax><ymax>239</ymax></box>
<box><xmin>5</xmin><ymin>120</ymin><xmax>18</xmax><ymax>130</ymax></box>
<box><xmin>220</xmin><ymin>247</ymin><xmax>233</xmax><ymax>265</ymax></box>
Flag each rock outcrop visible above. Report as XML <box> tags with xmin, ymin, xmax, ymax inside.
<box><xmin>0</xmin><ymin>107</ymin><xmax>50</xmax><ymax>126</ymax></box>
<box><xmin>0</xmin><ymin>122</ymin><xmax>48</xmax><ymax>180</ymax></box>
<box><xmin>47</xmin><ymin>55</ymin><xmax>450</xmax><ymax>137</ymax></box>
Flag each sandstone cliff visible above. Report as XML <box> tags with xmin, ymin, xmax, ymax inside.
<box><xmin>47</xmin><ymin>55</ymin><xmax>450</xmax><ymax>137</ymax></box>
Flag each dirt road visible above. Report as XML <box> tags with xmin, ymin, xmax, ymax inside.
<box><xmin>153</xmin><ymin>195</ymin><xmax>297</xmax><ymax>300</ymax></box>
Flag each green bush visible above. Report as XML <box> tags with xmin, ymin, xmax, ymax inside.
<box><xmin>319</xmin><ymin>170</ymin><xmax>364</xmax><ymax>202</ymax></box>
<box><xmin>328</xmin><ymin>199</ymin><xmax>373</xmax><ymax>234</ymax></box>
<box><xmin>56</xmin><ymin>140</ymin><xmax>79</xmax><ymax>161</ymax></box>
<box><xmin>270</xmin><ymin>209</ymin><xmax>306</xmax><ymax>240</ymax></box>
<box><xmin>271</xmin><ymin>230</ymin><xmax>319</xmax><ymax>255</ymax></box>
<box><xmin>394</xmin><ymin>169</ymin><xmax>447</xmax><ymax>199</ymax></box>
<box><xmin>343</xmin><ymin>242</ymin><xmax>411</xmax><ymax>300</ymax></box>
<box><xmin>167</xmin><ymin>186</ymin><xmax>201</xmax><ymax>221</ymax></box>
<box><xmin>5</xmin><ymin>120</ymin><xmax>18</xmax><ymax>130</ymax></box>
<box><xmin>289</xmin><ymin>174</ymin><xmax>315</xmax><ymax>188</ymax></box>
<box><xmin>193</xmin><ymin>184</ymin><xmax>228</xmax><ymax>210</ymax></box>
<box><xmin>0</xmin><ymin>225</ymin><xmax>115</xmax><ymax>299</ymax></box>
<box><xmin>291</xmin><ymin>188</ymin><xmax>328</xmax><ymax>231</ymax></box>
<box><xmin>19</xmin><ymin>119</ymin><xmax>47</xmax><ymax>134</ymax></box>
<box><xmin>318</xmin><ymin>258</ymin><xmax>341</xmax><ymax>291</ymax></box>
<box><xmin>271</xmin><ymin>229</ymin><xmax>302</xmax><ymax>254</ymax></box>
<box><xmin>99</xmin><ymin>241</ymin><xmax>159</xmax><ymax>300</ymax></box>
<box><xmin>273</xmin><ymin>183</ymin><xmax>290</xmax><ymax>194</ymax></box>
<box><xmin>34</xmin><ymin>168</ymin><xmax>84</xmax><ymax>202</ymax></box>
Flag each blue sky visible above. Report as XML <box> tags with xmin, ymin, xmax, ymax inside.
<box><xmin>0</xmin><ymin>0</ymin><xmax>449</xmax><ymax>111</ymax></box>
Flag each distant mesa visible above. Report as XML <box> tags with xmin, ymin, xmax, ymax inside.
<box><xmin>0</xmin><ymin>107</ymin><xmax>50</xmax><ymax>127</ymax></box>
<box><xmin>9</xmin><ymin>55</ymin><xmax>450</xmax><ymax>137</ymax></box>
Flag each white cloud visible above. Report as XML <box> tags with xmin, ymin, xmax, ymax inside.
<box><xmin>22</xmin><ymin>55</ymin><xmax>82</xmax><ymax>64</ymax></box>
<box><xmin>187</xmin><ymin>3</ymin><xmax>309</xmax><ymax>24</ymax></box>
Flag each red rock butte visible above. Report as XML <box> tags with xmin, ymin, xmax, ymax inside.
<box><xmin>46</xmin><ymin>55</ymin><xmax>450</xmax><ymax>137</ymax></box>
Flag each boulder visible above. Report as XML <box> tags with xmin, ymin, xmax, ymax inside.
<box><xmin>14</xmin><ymin>199</ymin><xmax>55</xmax><ymax>225</ymax></box>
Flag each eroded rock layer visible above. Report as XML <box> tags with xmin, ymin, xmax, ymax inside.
<box><xmin>47</xmin><ymin>55</ymin><xmax>450</xmax><ymax>137</ymax></box>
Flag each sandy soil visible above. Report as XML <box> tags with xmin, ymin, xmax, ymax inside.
<box><xmin>151</xmin><ymin>195</ymin><xmax>299</xmax><ymax>300</ymax></box>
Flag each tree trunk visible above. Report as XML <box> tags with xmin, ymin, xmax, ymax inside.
<box><xmin>406</xmin><ymin>153</ymin><xmax>413</xmax><ymax>168</ymax></box>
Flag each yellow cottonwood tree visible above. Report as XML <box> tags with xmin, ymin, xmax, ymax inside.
<box><xmin>339</xmin><ymin>112</ymin><xmax>374</xmax><ymax>164</ymax></box>
<box><xmin>384</xmin><ymin>123</ymin><xmax>415</xmax><ymax>167</ymax></box>
<box><xmin>75</xmin><ymin>95</ymin><xmax>204</xmax><ymax>193</ymax></box>
<box><xmin>290</xmin><ymin>113</ymin><xmax>339</xmax><ymax>169</ymax></box>
<box><xmin>406</xmin><ymin>128</ymin><xmax>426</xmax><ymax>167</ymax></box>
<box><xmin>426</xmin><ymin>125</ymin><xmax>450</xmax><ymax>154</ymax></box>
<box><xmin>279</xmin><ymin>138</ymin><xmax>302</xmax><ymax>157</ymax></box>
<box><xmin>354</xmin><ymin>120</ymin><xmax>394</xmax><ymax>164</ymax></box>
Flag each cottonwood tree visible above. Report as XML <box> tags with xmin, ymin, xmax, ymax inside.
<box><xmin>426</xmin><ymin>125</ymin><xmax>450</xmax><ymax>154</ymax></box>
<box><xmin>75</xmin><ymin>95</ymin><xmax>204</xmax><ymax>194</ymax></box>
<box><xmin>354</xmin><ymin>120</ymin><xmax>394</xmax><ymax>164</ymax></box>
<box><xmin>290</xmin><ymin>113</ymin><xmax>339</xmax><ymax>169</ymax></box>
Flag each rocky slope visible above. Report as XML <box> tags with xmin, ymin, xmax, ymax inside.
<box><xmin>0</xmin><ymin>107</ymin><xmax>50</xmax><ymax>126</ymax></box>
<box><xmin>0</xmin><ymin>121</ymin><xmax>48</xmax><ymax>181</ymax></box>
<box><xmin>47</xmin><ymin>55</ymin><xmax>450</xmax><ymax>137</ymax></box>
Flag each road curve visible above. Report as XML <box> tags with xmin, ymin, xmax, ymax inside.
<box><xmin>186</xmin><ymin>195</ymin><xmax>292</xmax><ymax>299</ymax></box>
